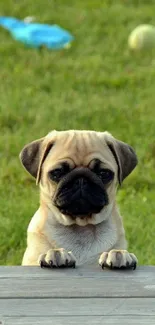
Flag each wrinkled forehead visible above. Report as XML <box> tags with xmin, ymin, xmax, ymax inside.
<box><xmin>44</xmin><ymin>131</ymin><xmax>117</xmax><ymax>170</ymax></box>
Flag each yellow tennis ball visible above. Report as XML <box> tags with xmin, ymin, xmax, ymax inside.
<box><xmin>128</xmin><ymin>24</ymin><xmax>155</xmax><ymax>51</ymax></box>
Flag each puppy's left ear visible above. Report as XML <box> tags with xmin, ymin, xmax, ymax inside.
<box><xmin>104</xmin><ymin>132</ymin><xmax>138</xmax><ymax>184</ymax></box>
<box><xmin>19</xmin><ymin>137</ymin><xmax>54</xmax><ymax>184</ymax></box>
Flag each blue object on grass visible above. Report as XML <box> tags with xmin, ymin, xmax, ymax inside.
<box><xmin>0</xmin><ymin>16</ymin><xmax>74</xmax><ymax>49</ymax></box>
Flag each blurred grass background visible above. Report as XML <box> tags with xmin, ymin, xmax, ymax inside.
<box><xmin>0</xmin><ymin>0</ymin><xmax>155</xmax><ymax>265</ymax></box>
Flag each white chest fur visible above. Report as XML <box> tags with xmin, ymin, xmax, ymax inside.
<box><xmin>45</xmin><ymin>218</ymin><xmax>117</xmax><ymax>265</ymax></box>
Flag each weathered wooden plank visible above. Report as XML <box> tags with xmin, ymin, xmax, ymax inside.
<box><xmin>0</xmin><ymin>266</ymin><xmax>154</xmax><ymax>279</ymax></box>
<box><xmin>0</xmin><ymin>275</ymin><xmax>155</xmax><ymax>298</ymax></box>
<box><xmin>0</xmin><ymin>298</ymin><xmax>155</xmax><ymax>316</ymax></box>
<box><xmin>2</xmin><ymin>316</ymin><xmax>155</xmax><ymax>325</ymax></box>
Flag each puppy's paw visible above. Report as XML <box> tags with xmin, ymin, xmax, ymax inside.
<box><xmin>38</xmin><ymin>248</ymin><xmax>76</xmax><ymax>269</ymax></box>
<box><xmin>99</xmin><ymin>249</ymin><xmax>138</xmax><ymax>270</ymax></box>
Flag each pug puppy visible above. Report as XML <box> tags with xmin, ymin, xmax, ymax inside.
<box><xmin>20</xmin><ymin>130</ymin><xmax>138</xmax><ymax>270</ymax></box>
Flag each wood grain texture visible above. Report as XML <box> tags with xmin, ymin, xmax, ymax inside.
<box><xmin>0</xmin><ymin>298</ymin><xmax>155</xmax><ymax>316</ymax></box>
<box><xmin>0</xmin><ymin>278</ymin><xmax>155</xmax><ymax>298</ymax></box>
<box><xmin>0</xmin><ymin>266</ymin><xmax>155</xmax><ymax>324</ymax></box>
<box><xmin>0</xmin><ymin>266</ymin><xmax>155</xmax><ymax>298</ymax></box>
<box><xmin>0</xmin><ymin>279</ymin><xmax>155</xmax><ymax>298</ymax></box>
<box><xmin>0</xmin><ymin>265</ymin><xmax>155</xmax><ymax>278</ymax></box>
<box><xmin>2</xmin><ymin>316</ymin><xmax>155</xmax><ymax>325</ymax></box>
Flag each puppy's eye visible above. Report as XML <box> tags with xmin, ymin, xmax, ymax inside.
<box><xmin>49</xmin><ymin>169</ymin><xmax>63</xmax><ymax>181</ymax></box>
<box><xmin>98</xmin><ymin>169</ymin><xmax>114</xmax><ymax>183</ymax></box>
<box><xmin>48</xmin><ymin>163</ymin><xmax>70</xmax><ymax>182</ymax></box>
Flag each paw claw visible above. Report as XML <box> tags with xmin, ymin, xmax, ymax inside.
<box><xmin>49</xmin><ymin>260</ymin><xmax>53</xmax><ymax>267</ymax></box>
<box><xmin>101</xmin><ymin>263</ymin><xmax>105</xmax><ymax>270</ymax></box>
<box><xmin>39</xmin><ymin>249</ymin><xmax>76</xmax><ymax>269</ymax></box>
<box><xmin>99</xmin><ymin>250</ymin><xmax>138</xmax><ymax>271</ymax></box>
<box><xmin>72</xmin><ymin>262</ymin><xmax>76</xmax><ymax>269</ymax></box>
<box><xmin>110</xmin><ymin>262</ymin><xmax>113</xmax><ymax>269</ymax></box>
<box><xmin>40</xmin><ymin>260</ymin><xmax>44</xmax><ymax>268</ymax></box>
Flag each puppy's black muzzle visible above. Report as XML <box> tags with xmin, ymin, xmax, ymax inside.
<box><xmin>53</xmin><ymin>167</ymin><xmax>108</xmax><ymax>218</ymax></box>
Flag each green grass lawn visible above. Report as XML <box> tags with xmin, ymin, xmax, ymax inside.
<box><xmin>0</xmin><ymin>0</ymin><xmax>155</xmax><ymax>266</ymax></box>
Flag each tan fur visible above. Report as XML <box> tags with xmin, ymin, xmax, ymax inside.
<box><xmin>20</xmin><ymin>130</ymin><xmax>138</xmax><ymax>269</ymax></box>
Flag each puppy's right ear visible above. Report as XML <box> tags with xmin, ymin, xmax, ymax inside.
<box><xmin>19</xmin><ymin>137</ymin><xmax>54</xmax><ymax>184</ymax></box>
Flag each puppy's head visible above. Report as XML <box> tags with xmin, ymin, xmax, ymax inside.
<box><xmin>20</xmin><ymin>130</ymin><xmax>137</xmax><ymax>226</ymax></box>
